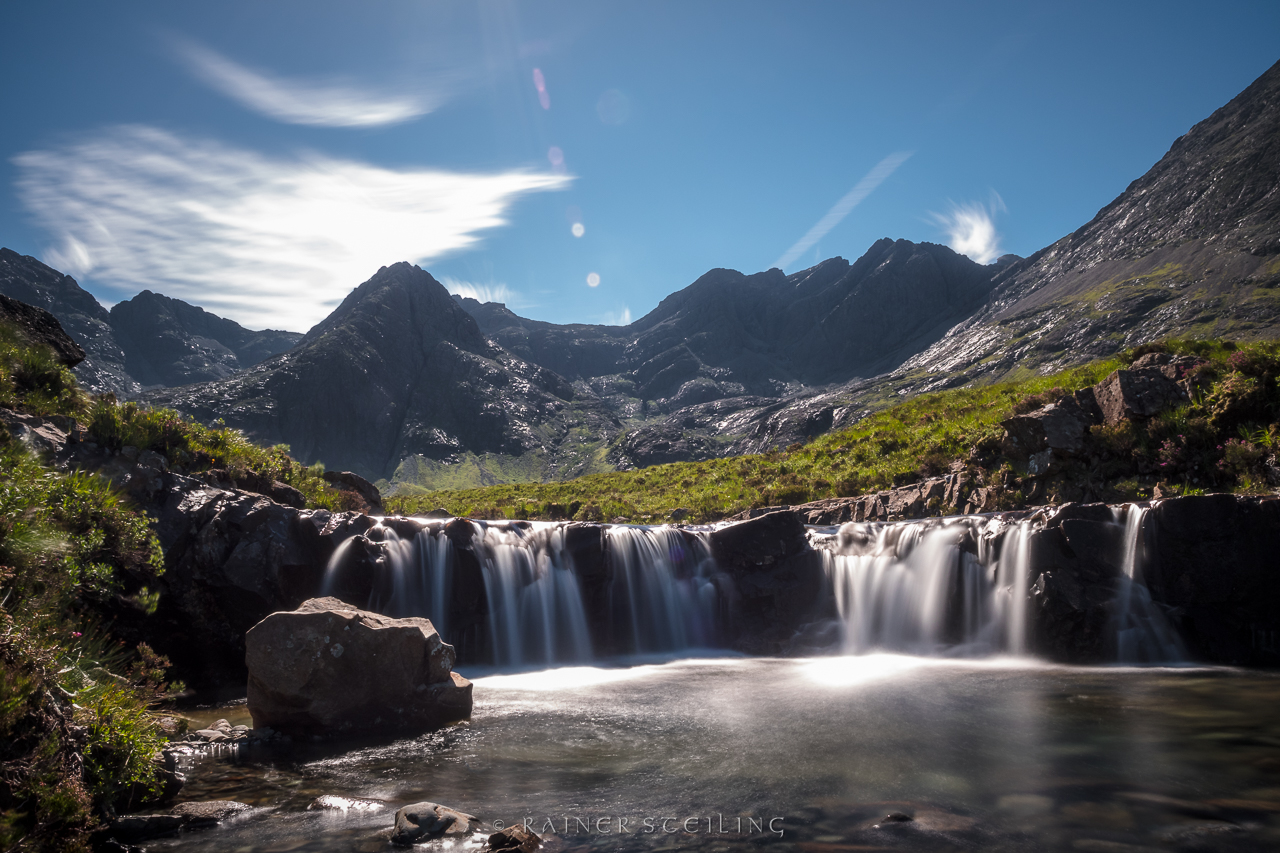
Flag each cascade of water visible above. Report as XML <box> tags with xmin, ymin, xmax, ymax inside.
<box><xmin>318</xmin><ymin>506</ymin><xmax>1189</xmax><ymax>669</ymax></box>
<box><xmin>319</xmin><ymin>535</ymin><xmax>360</xmax><ymax>598</ymax></box>
<box><xmin>821</xmin><ymin>516</ymin><xmax>1033</xmax><ymax>656</ymax></box>
<box><xmin>1112</xmin><ymin>505</ymin><xmax>1186</xmax><ymax>663</ymax></box>
<box><xmin>364</xmin><ymin>526</ymin><xmax>453</xmax><ymax>633</ymax></box>
<box><xmin>474</xmin><ymin>523</ymin><xmax>594</xmax><ymax>667</ymax></box>
<box><xmin>604</xmin><ymin>526</ymin><xmax>721</xmax><ymax>654</ymax></box>
<box><xmin>996</xmin><ymin>522</ymin><xmax>1033</xmax><ymax>655</ymax></box>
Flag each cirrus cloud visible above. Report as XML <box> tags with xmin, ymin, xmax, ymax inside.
<box><xmin>175</xmin><ymin>38</ymin><xmax>445</xmax><ymax>128</ymax></box>
<box><xmin>932</xmin><ymin>193</ymin><xmax>1006</xmax><ymax>264</ymax></box>
<box><xmin>441</xmin><ymin>278</ymin><xmax>520</xmax><ymax>306</ymax></box>
<box><xmin>14</xmin><ymin>126</ymin><xmax>570</xmax><ymax>330</ymax></box>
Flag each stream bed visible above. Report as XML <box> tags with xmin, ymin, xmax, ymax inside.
<box><xmin>155</xmin><ymin>656</ymin><xmax>1280</xmax><ymax>852</ymax></box>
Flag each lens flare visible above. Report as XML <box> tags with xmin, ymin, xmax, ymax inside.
<box><xmin>533</xmin><ymin>68</ymin><xmax>550</xmax><ymax>110</ymax></box>
<box><xmin>586</xmin><ymin>272</ymin><xmax>600</xmax><ymax>287</ymax></box>
<box><xmin>547</xmin><ymin>146</ymin><xmax>564</xmax><ymax>167</ymax></box>
<box><xmin>596</xmin><ymin>88</ymin><xmax>631</xmax><ymax>125</ymax></box>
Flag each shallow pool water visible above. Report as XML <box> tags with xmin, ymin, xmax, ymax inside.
<box><xmin>155</xmin><ymin>656</ymin><xmax>1280</xmax><ymax>852</ymax></box>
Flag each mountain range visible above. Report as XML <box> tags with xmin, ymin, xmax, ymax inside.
<box><xmin>3</xmin><ymin>58</ymin><xmax>1277</xmax><ymax>491</ymax></box>
<box><xmin>0</xmin><ymin>248</ymin><xmax>302</xmax><ymax>395</ymax></box>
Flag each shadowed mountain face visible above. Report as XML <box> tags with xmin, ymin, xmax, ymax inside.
<box><xmin>148</xmin><ymin>263</ymin><xmax>613</xmax><ymax>480</ymax></box>
<box><xmin>0</xmin><ymin>248</ymin><xmax>136</xmax><ymax>395</ymax></box>
<box><xmin>459</xmin><ymin>238</ymin><xmax>998</xmax><ymax>404</ymax></box>
<box><xmin>902</xmin><ymin>58</ymin><xmax>1280</xmax><ymax>382</ymax></box>
<box><xmin>0</xmin><ymin>249</ymin><xmax>302</xmax><ymax>394</ymax></box>
<box><xmin>109</xmin><ymin>291</ymin><xmax>301</xmax><ymax>387</ymax></box>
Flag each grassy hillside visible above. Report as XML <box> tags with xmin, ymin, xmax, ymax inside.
<box><xmin>0</xmin><ymin>322</ymin><xmax>357</xmax><ymax>851</ymax></box>
<box><xmin>390</xmin><ymin>339</ymin><xmax>1280</xmax><ymax>523</ymax></box>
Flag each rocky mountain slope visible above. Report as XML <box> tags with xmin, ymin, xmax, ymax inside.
<box><xmin>0</xmin><ymin>248</ymin><xmax>301</xmax><ymax>394</ymax></box>
<box><xmin>899</xmin><ymin>57</ymin><xmax>1280</xmax><ymax>384</ymax></box>
<box><xmin>147</xmin><ymin>263</ymin><xmax>621</xmax><ymax>481</ymax></box>
<box><xmin>605</xmin><ymin>56</ymin><xmax>1280</xmax><ymax>472</ymax></box>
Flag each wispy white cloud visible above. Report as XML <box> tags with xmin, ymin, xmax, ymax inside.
<box><xmin>175</xmin><ymin>39</ymin><xmax>444</xmax><ymax>128</ymax></box>
<box><xmin>774</xmin><ymin>151</ymin><xmax>913</xmax><ymax>270</ymax></box>
<box><xmin>601</xmin><ymin>306</ymin><xmax>632</xmax><ymax>326</ymax></box>
<box><xmin>14</xmin><ymin>126</ymin><xmax>570</xmax><ymax>331</ymax></box>
<box><xmin>441</xmin><ymin>278</ymin><xmax>519</xmax><ymax>306</ymax></box>
<box><xmin>932</xmin><ymin>193</ymin><xmax>1006</xmax><ymax>264</ymax></box>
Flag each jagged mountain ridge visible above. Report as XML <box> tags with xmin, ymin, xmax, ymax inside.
<box><xmin>110</xmin><ymin>290</ymin><xmax>301</xmax><ymax>387</ymax></box>
<box><xmin>0</xmin><ymin>248</ymin><xmax>302</xmax><ymax>394</ymax></box>
<box><xmin>8</xmin><ymin>58</ymin><xmax>1280</xmax><ymax>488</ymax></box>
<box><xmin>900</xmin><ymin>57</ymin><xmax>1280</xmax><ymax>382</ymax></box>
<box><xmin>459</xmin><ymin>239</ymin><xmax>1000</xmax><ymax>403</ymax></box>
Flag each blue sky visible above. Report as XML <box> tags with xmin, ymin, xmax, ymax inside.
<box><xmin>2</xmin><ymin>1</ymin><xmax>1278</xmax><ymax>332</ymax></box>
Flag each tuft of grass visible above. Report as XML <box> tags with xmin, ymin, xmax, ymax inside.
<box><xmin>0</xmin><ymin>324</ymin><xmax>89</xmax><ymax>418</ymax></box>
<box><xmin>86</xmin><ymin>397</ymin><xmax>340</xmax><ymax>510</ymax></box>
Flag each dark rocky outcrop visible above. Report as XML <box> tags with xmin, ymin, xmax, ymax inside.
<box><xmin>0</xmin><ymin>247</ymin><xmax>135</xmax><ymax>395</ymax></box>
<box><xmin>0</xmin><ymin>293</ymin><xmax>84</xmax><ymax>366</ymax></box>
<box><xmin>245</xmin><ymin>597</ymin><xmax>472</xmax><ymax>735</ymax></box>
<box><xmin>323</xmin><ymin>470</ymin><xmax>383</xmax><ymax>513</ymax></box>
<box><xmin>709</xmin><ymin>511</ymin><xmax>827</xmax><ymax>653</ymax></box>
<box><xmin>1093</xmin><ymin>366</ymin><xmax>1190</xmax><ymax>425</ymax></box>
<box><xmin>1141</xmin><ymin>494</ymin><xmax>1280</xmax><ymax>665</ymax></box>
<box><xmin>1002</xmin><ymin>396</ymin><xmax>1096</xmax><ymax>459</ymax></box>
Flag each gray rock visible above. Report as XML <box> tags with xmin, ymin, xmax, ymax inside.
<box><xmin>169</xmin><ymin>800</ymin><xmax>251</xmax><ymax>828</ymax></box>
<box><xmin>245</xmin><ymin>597</ymin><xmax>472</xmax><ymax>735</ymax></box>
<box><xmin>391</xmin><ymin>801</ymin><xmax>479</xmax><ymax>846</ymax></box>
<box><xmin>1002</xmin><ymin>395</ymin><xmax>1094</xmax><ymax>457</ymax></box>
<box><xmin>1092</xmin><ymin>367</ymin><xmax>1189</xmax><ymax>425</ymax></box>
<box><xmin>488</xmin><ymin>823</ymin><xmax>542</xmax><ymax>852</ymax></box>
<box><xmin>0</xmin><ymin>409</ymin><xmax>69</xmax><ymax>456</ymax></box>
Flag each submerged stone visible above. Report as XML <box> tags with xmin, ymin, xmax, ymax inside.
<box><xmin>390</xmin><ymin>801</ymin><xmax>480</xmax><ymax>846</ymax></box>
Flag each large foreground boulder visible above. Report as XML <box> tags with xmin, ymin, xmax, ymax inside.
<box><xmin>246</xmin><ymin>597</ymin><xmax>472</xmax><ymax>735</ymax></box>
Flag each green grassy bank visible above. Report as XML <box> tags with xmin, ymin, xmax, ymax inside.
<box><xmin>389</xmin><ymin>339</ymin><xmax>1280</xmax><ymax>523</ymax></box>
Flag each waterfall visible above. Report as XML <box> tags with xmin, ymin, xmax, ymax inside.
<box><xmin>1112</xmin><ymin>505</ymin><xmax>1186</xmax><ymax>663</ymax></box>
<box><xmin>604</xmin><ymin>525</ymin><xmax>722</xmax><ymax>655</ymax></box>
<box><xmin>473</xmin><ymin>522</ymin><xmax>594</xmax><ymax>667</ymax></box>
<box><xmin>818</xmin><ymin>516</ymin><xmax>1034</xmax><ymax>656</ymax></box>
<box><xmin>317</xmin><ymin>506</ymin><xmax>1189</xmax><ymax>668</ymax></box>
